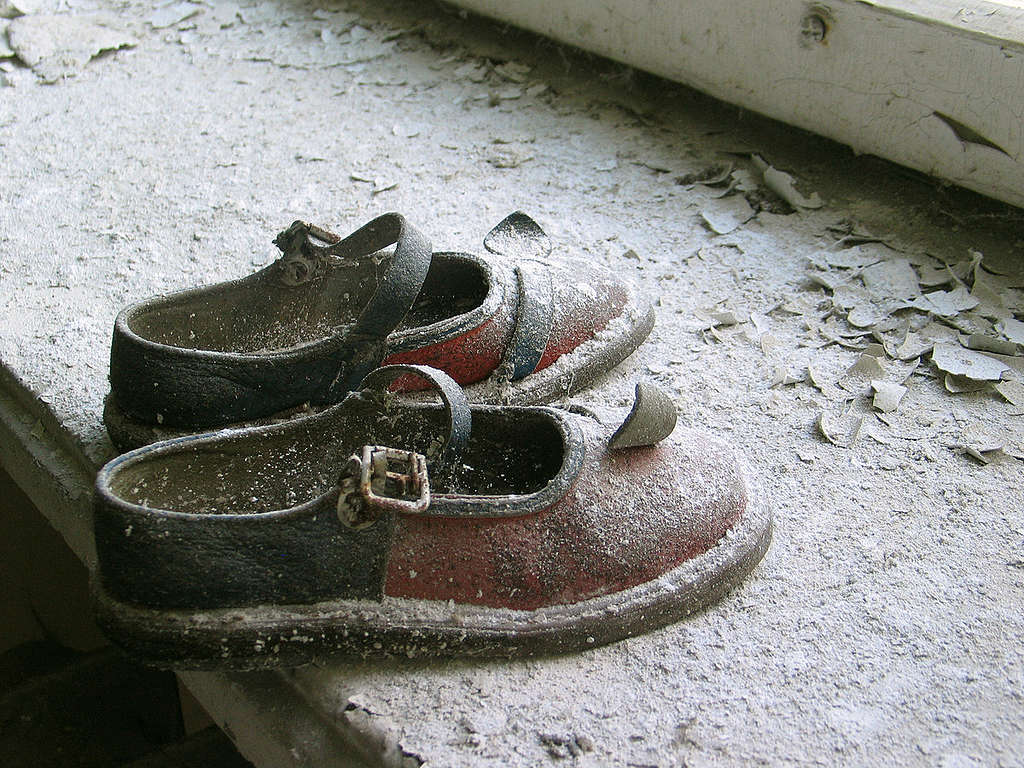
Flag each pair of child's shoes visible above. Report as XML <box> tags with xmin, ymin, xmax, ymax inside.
<box><xmin>92</xmin><ymin>212</ymin><xmax>771</xmax><ymax>669</ymax></box>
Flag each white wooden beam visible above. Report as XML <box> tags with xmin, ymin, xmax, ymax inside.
<box><xmin>450</xmin><ymin>0</ymin><xmax>1024</xmax><ymax>209</ymax></box>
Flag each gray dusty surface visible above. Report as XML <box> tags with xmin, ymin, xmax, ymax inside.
<box><xmin>1</xmin><ymin>1</ymin><xmax>1022</xmax><ymax>766</ymax></box>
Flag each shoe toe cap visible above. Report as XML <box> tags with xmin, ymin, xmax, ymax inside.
<box><xmin>386</xmin><ymin>422</ymin><xmax>751</xmax><ymax>612</ymax></box>
<box><xmin>537</xmin><ymin>259</ymin><xmax>633</xmax><ymax>368</ymax></box>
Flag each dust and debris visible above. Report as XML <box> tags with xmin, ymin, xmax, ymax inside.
<box><xmin>538</xmin><ymin>732</ymin><xmax>593</xmax><ymax>759</ymax></box>
<box><xmin>7</xmin><ymin>12</ymin><xmax>137</xmax><ymax>82</ymax></box>
<box><xmin>917</xmin><ymin>262</ymin><xmax>956</xmax><ymax>287</ymax></box>
<box><xmin>943</xmin><ymin>373</ymin><xmax>989</xmax><ymax>394</ymax></box>
<box><xmin>350</xmin><ymin>172</ymin><xmax>398</xmax><ymax>195</ymax></box>
<box><xmin>809</xmin><ymin>345</ymin><xmax>912</xmax><ymax>424</ymax></box>
<box><xmin>798</xmin><ymin>231</ymin><xmax>1023</xmax><ymax>456</ymax></box>
<box><xmin>838</xmin><ymin>349</ymin><xmax>887</xmax><ymax>396</ymax></box>
<box><xmin>701</xmin><ymin>307</ymin><xmax>749</xmax><ymax>328</ymax></box>
<box><xmin>2</xmin><ymin>0</ymin><xmax>1023</xmax><ymax>764</ymax></box>
<box><xmin>494</xmin><ymin>85</ymin><xmax>522</xmax><ymax>100</ymax></box>
<box><xmin>233</xmin><ymin>14</ymin><xmax>395</xmax><ymax>70</ymax></box>
<box><xmin>205</xmin><ymin>2</ymin><xmax>241</xmax><ymax>29</ymax></box>
<box><xmin>964</xmin><ymin>333</ymin><xmax>1017</xmax><ymax>356</ymax></box>
<box><xmin>810</xmin><ymin>244</ymin><xmax>887</xmax><ymax>271</ymax></box>
<box><xmin>952</xmin><ymin>423</ymin><xmax>1019</xmax><ymax>464</ymax></box>
<box><xmin>910</xmin><ymin>285</ymin><xmax>978</xmax><ymax>317</ymax></box>
<box><xmin>453</xmin><ymin>60</ymin><xmax>487</xmax><ymax>82</ymax></box>
<box><xmin>672</xmin><ymin>154</ymin><xmax>823</xmax><ymax>254</ymax></box>
<box><xmin>883</xmin><ymin>322</ymin><xmax>958</xmax><ymax>360</ymax></box>
<box><xmin>493</xmin><ymin>60</ymin><xmax>530</xmax><ymax>83</ymax></box>
<box><xmin>729</xmin><ymin>168</ymin><xmax>760</xmax><ymax>195</ymax></box>
<box><xmin>677</xmin><ymin>164</ymin><xmax>732</xmax><ymax>188</ymax></box>
<box><xmin>492</xmin><ymin>134</ymin><xmax>536</xmax><ymax>146</ymax></box>
<box><xmin>392</xmin><ymin>123</ymin><xmax>426</xmax><ymax>138</ymax></box>
<box><xmin>342</xmin><ymin>698</ymin><xmax>425</xmax><ymax>768</ymax></box>
<box><xmin>818</xmin><ymin>222</ymin><xmax>893</xmax><ymax>248</ymax></box>
<box><xmin>807</xmin><ymin>362</ymin><xmax>843</xmax><ymax>400</ymax></box>
<box><xmin>770</xmin><ymin>363</ymin><xmax>804</xmax><ymax>387</ymax></box>
<box><xmin>348</xmin><ymin>24</ymin><xmax>371</xmax><ymax>43</ymax></box>
<box><xmin>486</xmin><ymin>146</ymin><xmax>533</xmax><ymax>168</ymax></box>
<box><xmin>861</xmin><ymin>259</ymin><xmax>920</xmax><ymax>302</ymax></box>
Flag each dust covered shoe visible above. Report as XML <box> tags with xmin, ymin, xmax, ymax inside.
<box><xmin>103</xmin><ymin>212</ymin><xmax>654</xmax><ymax>449</ymax></box>
<box><xmin>92</xmin><ymin>365</ymin><xmax>770</xmax><ymax>670</ymax></box>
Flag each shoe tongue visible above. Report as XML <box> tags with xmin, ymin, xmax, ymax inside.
<box><xmin>607</xmin><ymin>383</ymin><xmax>678</xmax><ymax>450</ymax></box>
<box><xmin>483</xmin><ymin>212</ymin><xmax>552</xmax><ymax>261</ymax></box>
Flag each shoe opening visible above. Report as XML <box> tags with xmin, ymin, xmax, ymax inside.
<box><xmin>397</xmin><ymin>253</ymin><xmax>490</xmax><ymax>331</ymax></box>
<box><xmin>107</xmin><ymin>404</ymin><xmax>567</xmax><ymax>516</ymax></box>
<box><xmin>126</xmin><ymin>252</ymin><xmax>489</xmax><ymax>355</ymax></box>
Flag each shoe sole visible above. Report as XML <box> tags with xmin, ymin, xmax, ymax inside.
<box><xmin>92</xmin><ymin>471</ymin><xmax>771</xmax><ymax>670</ymax></box>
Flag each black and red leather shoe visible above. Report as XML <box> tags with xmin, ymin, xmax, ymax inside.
<box><xmin>92</xmin><ymin>365</ymin><xmax>772</xmax><ymax>670</ymax></box>
<box><xmin>103</xmin><ymin>212</ymin><xmax>654</xmax><ymax>449</ymax></box>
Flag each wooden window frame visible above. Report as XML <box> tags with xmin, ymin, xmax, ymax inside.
<box><xmin>450</xmin><ymin>0</ymin><xmax>1024</xmax><ymax>208</ymax></box>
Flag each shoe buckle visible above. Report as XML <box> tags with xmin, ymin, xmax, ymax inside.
<box><xmin>337</xmin><ymin>445</ymin><xmax>430</xmax><ymax>529</ymax></box>
<box><xmin>273</xmin><ymin>221</ymin><xmax>342</xmax><ymax>287</ymax></box>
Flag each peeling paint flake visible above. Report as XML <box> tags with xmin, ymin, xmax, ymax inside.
<box><xmin>932</xmin><ymin>342</ymin><xmax>1009</xmax><ymax>381</ymax></box>
<box><xmin>933</xmin><ymin>112</ymin><xmax>1011</xmax><ymax>157</ymax></box>
<box><xmin>752</xmin><ymin>154</ymin><xmax>823</xmax><ymax>209</ymax></box>
<box><xmin>871</xmin><ymin>380</ymin><xmax>907</xmax><ymax>413</ymax></box>
<box><xmin>910</xmin><ymin>285</ymin><xmax>979</xmax><ymax>317</ymax></box>
<box><xmin>149</xmin><ymin>2</ymin><xmax>203</xmax><ymax>30</ymax></box>
<box><xmin>861</xmin><ymin>259</ymin><xmax>920</xmax><ymax>301</ymax></box>
<box><xmin>996</xmin><ymin>317</ymin><xmax>1024</xmax><ymax>346</ymax></box>
<box><xmin>817</xmin><ymin>409</ymin><xmax>865</xmax><ymax>448</ymax></box>
<box><xmin>839</xmin><ymin>351</ymin><xmax>887</xmax><ymax>395</ymax></box>
<box><xmin>995</xmin><ymin>380</ymin><xmax>1024</xmax><ymax>406</ymax></box>
<box><xmin>701</xmin><ymin>194</ymin><xmax>755</xmax><ymax>235</ymax></box>
<box><xmin>8</xmin><ymin>13</ymin><xmax>137</xmax><ymax>82</ymax></box>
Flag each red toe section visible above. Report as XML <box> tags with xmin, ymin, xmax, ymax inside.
<box><xmin>384</xmin><ymin>257</ymin><xmax>630</xmax><ymax>390</ymax></box>
<box><xmin>535</xmin><ymin>260</ymin><xmax>629</xmax><ymax>372</ymax></box>
<box><xmin>385</xmin><ymin>258</ymin><xmax>630</xmax><ymax>389</ymax></box>
<box><xmin>384</xmin><ymin>422</ymin><xmax>748</xmax><ymax>611</ymax></box>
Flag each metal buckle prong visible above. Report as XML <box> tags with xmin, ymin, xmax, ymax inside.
<box><xmin>337</xmin><ymin>445</ymin><xmax>430</xmax><ymax>529</ymax></box>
